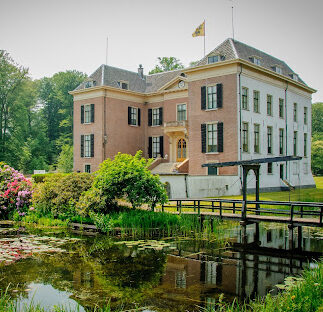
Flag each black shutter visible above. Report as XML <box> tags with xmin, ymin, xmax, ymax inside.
<box><xmin>128</xmin><ymin>107</ymin><xmax>131</xmax><ymax>125</ymax></box>
<box><xmin>91</xmin><ymin>104</ymin><xmax>95</xmax><ymax>122</ymax></box>
<box><xmin>81</xmin><ymin>105</ymin><xmax>84</xmax><ymax>124</ymax></box>
<box><xmin>159</xmin><ymin>107</ymin><xmax>163</xmax><ymax>125</ymax></box>
<box><xmin>218</xmin><ymin>122</ymin><xmax>223</xmax><ymax>152</ymax></box>
<box><xmin>217</xmin><ymin>83</ymin><xmax>223</xmax><ymax>108</ymax></box>
<box><xmin>138</xmin><ymin>108</ymin><xmax>141</xmax><ymax>126</ymax></box>
<box><xmin>81</xmin><ymin>135</ymin><xmax>84</xmax><ymax>157</ymax></box>
<box><xmin>201</xmin><ymin>86</ymin><xmax>206</xmax><ymax>110</ymax></box>
<box><xmin>159</xmin><ymin>136</ymin><xmax>164</xmax><ymax>157</ymax></box>
<box><xmin>148</xmin><ymin>109</ymin><xmax>152</xmax><ymax>126</ymax></box>
<box><xmin>90</xmin><ymin>134</ymin><xmax>94</xmax><ymax>157</ymax></box>
<box><xmin>201</xmin><ymin>124</ymin><xmax>206</xmax><ymax>153</ymax></box>
<box><xmin>148</xmin><ymin>137</ymin><xmax>152</xmax><ymax>158</ymax></box>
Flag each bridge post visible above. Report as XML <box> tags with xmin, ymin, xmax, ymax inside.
<box><xmin>240</xmin><ymin>221</ymin><xmax>248</xmax><ymax>245</ymax></box>
<box><xmin>198</xmin><ymin>200</ymin><xmax>201</xmax><ymax>215</ymax></box>
<box><xmin>288</xmin><ymin>224</ymin><xmax>294</xmax><ymax>250</ymax></box>
<box><xmin>297</xmin><ymin>226</ymin><xmax>302</xmax><ymax>250</ymax></box>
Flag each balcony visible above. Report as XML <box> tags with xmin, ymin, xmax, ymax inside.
<box><xmin>163</xmin><ymin>120</ymin><xmax>187</xmax><ymax>135</ymax></box>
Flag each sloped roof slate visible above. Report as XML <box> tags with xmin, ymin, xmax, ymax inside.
<box><xmin>74</xmin><ymin>38</ymin><xmax>307</xmax><ymax>93</ymax></box>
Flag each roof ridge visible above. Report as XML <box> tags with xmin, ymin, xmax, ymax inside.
<box><xmin>100</xmin><ymin>64</ymin><xmax>146</xmax><ymax>77</ymax></box>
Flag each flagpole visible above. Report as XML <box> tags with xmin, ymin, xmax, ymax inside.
<box><xmin>204</xmin><ymin>20</ymin><xmax>206</xmax><ymax>57</ymax></box>
<box><xmin>106</xmin><ymin>36</ymin><xmax>108</xmax><ymax>65</ymax></box>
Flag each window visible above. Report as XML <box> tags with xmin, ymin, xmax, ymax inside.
<box><xmin>267</xmin><ymin>95</ymin><xmax>273</xmax><ymax>116</ymax></box>
<box><xmin>254</xmin><ymin>124</ymin><xmax>260</xmax><ymax>153</ymax></box>
<box><xmin>242</xmin><ymin>87</ymin><xmax>248</xmax><ymax>110</ymax></box>
<box><xmin>279</xmin><ymin>129</ymin><xmax>284</xmax><ymax>155</ymax></box>
<box><xmin>85</xmin><ymin>80</ymin><xmax>95</xmax><ymax>88</ymax></box>
<box><xmin>81</xmin><ymin>104</ymin><xmax>94</xmax><ymax>124</ymax></box>
<box><xmin>201</xmin><ymin>84</ymin><xmax>223</xmax><ymax>110</ymax></box>
<box><xmin>242</xmin><ymin>122</ymin><xmax>249</xmax><ymax>152</ymax></box>
<box><xmin>280</xmin><ymin>164</ymin><xmax>284</xmax><ymax>179</ymax></box>
<box><xmin>208</xmin><ymin>167</ymin><xmax>218</xmax><ymax>175</ymax></box>
<box><xmin>293</xmin><ymin>131</ymin><xmax>297</xmax><ymax>156</ymax></box>
<box><xmin>279</xmin><ymin>98</ymin><xmax>284</xmax><ymax>118</ymax></box>
<box><xmin>207</xmin><ymin>123</ymin><xmax>218</xmax><ymax>152</ymax></box>
<box><xmin>208</xmin><ymin>55</ymin><xmax>224</xmax><ymax>63</ymax></box>
<box><xmin>207</xmin><ymin>85</ymin><xmax>217</xmax><ymax>109</ymax></box>
<box><xmin>304</xmin><ymin>133</ymin><xmax>307</xmax><ymax>157</ymax></box>
<box><xmin>291</xmin><ymin>73</ymin><xmax>298</xmax><ymax>81</ymax></box>
<box><xmin>85</xmin><ymin>164</ymin><xmax>91</xmax><ymax>173</ymax></box>
<box><xmin>129</xmin><ymin>107</ymin><xmax>139</xmax><ymax>126</ymax></box>
<box><xmin>251</xmin><ymin>57</ymin><xmax>261</xmax><ymax>66</ymax></box>
<box><xmin>81</xmin><ymin>134</ymin><xmax>94</xmax><ymax>158</ymax></box>
<box><xmin>148</xmin><ymin>108</ymin><xmax>162</xmax><ymax>126</ymax></box>
<box><xmin>152</xmin><ymin>137</ymin><xmax>160</xmax><ymax>158</ymax></box>
<box><xmin>304</xmin><ymin>107</ymin><xmax>308</xmax><ymax>125</ymax></box>
<box><xmin>267</xmin><ymin>163</ymin><xmax>273</xmax><ymax>174</ymax></box>
<box><xmin>293</xmin><ymin>103</ymin><xmax>297</xmax><ymax>122</ymax></box>
<box><xmin>84</xmin><ymin>135</ymin><xmax>92</xmax><ymax>157</ymax></box>
<box><xmin>267</xmin><ymin>126</ymin><xmax>272</xmax><ymax>154</ymax></box>
<box><xmin>117</xmin><ymin>81</ymin><xmax>128</xmax><ymax>90</ymax></box>
<box><xmin>152</xmin><ymin>108</ymin><xmax>161</xmax><ymax>126</ymax></box>
<box><xmin>273</xmin><ymin>66</ymin><xmax>282</xmax><ymax>74</ymax></box>
<box><xmin>177</xmin><ymin>104</ymin><xmax>187</xmax><ymax>121</ymax></box>
<box><xmin>253</xmin><ymin>90</ymin><xmax>259</xmax><ymax>113</ymax></box>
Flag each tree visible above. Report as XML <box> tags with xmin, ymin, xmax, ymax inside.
<box><xmin>149</xmin><ymin>57</ymin><xmax>184</xmax><ymax>74</ymax></box>
<box><xmin>312</xmin><ymin>139</ymin><xmax>323</xmax><ymax>175</ymax></box>
<box><xmin>79</xmin><ymin>151</ymin><xmax>168</xmax><ymax>215</ymax></box>
<box><xmin>0</xmin><ymin>50</ymin><xmax>28</xmax><ymax>161</ymax></box>
<box><xmin>57</xmin><ymin>145</ymin><xmax>73</xmax><ymax>173</ymax></box>
<box><xmin>312</xmin><ymin>102</ymin><xmax>323</xmax><ymax>135</ymax></box>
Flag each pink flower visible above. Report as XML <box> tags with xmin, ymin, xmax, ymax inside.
<box><xmin>29</xmin><ymin>207</ymin><xmax>34</xmax><ymax>211</ymax></box>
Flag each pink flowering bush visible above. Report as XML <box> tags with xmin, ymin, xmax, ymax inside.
<box><xmin>0</xmin><ymin>162</ymin><xmax>33</xmax><ymax>219</ymax></box>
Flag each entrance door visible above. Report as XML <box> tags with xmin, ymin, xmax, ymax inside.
<box><xmin>176</xmin><ymin>138</ymin><xmax>187</xmax><ymax>162</ymax></box>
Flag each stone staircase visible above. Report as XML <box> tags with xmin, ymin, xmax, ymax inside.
<box><xmin>150</xmin><ymin>162</ymin><xmax>181</xmax><ymax>174</ymax></box>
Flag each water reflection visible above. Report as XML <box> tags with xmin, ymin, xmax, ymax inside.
<box><xmin>0</xmin><ymin>222</ymin><xmax>321</xmax><ymax>311</ymax></box>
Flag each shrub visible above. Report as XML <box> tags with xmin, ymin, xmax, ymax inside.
<box><xmin>0</xmin><ymin>163</ymin><xmax>33</xmax><ymax>219</ymax></box>
<box><xmin>89</xmin><ymin>151</ymin><xmax>168</xmax><ymax>212</ymax></box>
<box><xmin>32</xmin><ymin>173</ymin><xmax>55</xmax><ymax>183</ymax></box>
<box><xmin>32</xmin><ymin>172</ymin><xmax>93</xmax><ymax>217</ymax></box>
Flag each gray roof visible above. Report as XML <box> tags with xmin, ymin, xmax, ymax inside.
<box><xmin>74</xmin><ymin>38</ymin><xmax>307</xmax><ymax>92</ymax></box>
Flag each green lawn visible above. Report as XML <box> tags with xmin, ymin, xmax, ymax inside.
<box><xmin>220</xmin><ymin>176</ymin><xmax>323</xmax><ymax>202</ymax></box>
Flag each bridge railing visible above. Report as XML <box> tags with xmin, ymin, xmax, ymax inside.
<box><xmin>161</xmin><ymin>198</ymin><xmax>323</xmax><ymax>224</ymax></box>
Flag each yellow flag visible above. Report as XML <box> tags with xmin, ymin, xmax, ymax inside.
<box><xmin>192</xmin><ymin>21</ymin><xmax>205</xmax><ymax>37</ymax></box>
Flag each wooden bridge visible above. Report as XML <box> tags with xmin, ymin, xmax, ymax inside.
<box><xmin>161</xmin><ymin>198</ymin><xmax>323</xmax><ymax>249</ymax></box>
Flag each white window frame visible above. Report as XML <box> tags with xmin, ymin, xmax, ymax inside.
<box><xmin>207</xmin><ymin>85</ymin><xmax>218</xmax><ymax>110</ymax></box>
<box><xmin>254</xmin><ymin>124</ymin><xmax>260</xmax><ymax>153</ymax></box>
<box><xmin>279</xmin><ymin>98</ymin><xmax>284</xmax><ymax>118</ymax></box>
<box><xmin>152</xmin><ymin>107</ymin><xmax>161</xmax><ymax>126</ymax></box>
<box><xmin>176</xmin><ymin>103</ymin><xmax>187</xmax><ymax>121</ymax></box>
<box><xmin>206</xmin><ymin>122</ymin><xmax>218</xmax><ymax>153</ymax></box>
<box><xmin>130</xmin><ymin>107</ymin><xmax>138</xmax><ymax>126</ymax></box>
<box><xmin>84</xmin><ymin>164</ymin><xmax>91</xmax><ymax>173</ymax></box>
<box><xmin>242</xmin><ymin>122</ymin><xmax>249</xmax><ymax>152</ymax></box>
<box><xmin>267</xmin><ymin>94</ymin><xmax>273</xmax><ymax>116</ymax></box>
<box><xmin>242</xmin><ymin>87</ymin><xmax>249</xmax><ymax>110</ymax></box>
<box><xmin>293</xmin><ymin>103</ymin><xmax>298</xmax><ymax>122</ymax></box>
<box><xmin>208</xmin><ymin>55</ymin><xmax>222</xmax><ymax>64</ymax></box>
<box><xmin>251</xmin><ymin>56</ymin><xmax>261</xmax><ymax>66</ymax></box>
<box><xmin>267</xmin><ymin>126</ymin><xmax>273</xmax><ymax>154</ymax></box>
<box><xmin>84</xmin><ymin>134</ymin><xmax>92</xmax><ymax>158</ymax></box>
<box><xmin>152</xmin><ymin>136</ymin><xmax>160</xmax><ymax>158</ymax></box>
<box><xmin>84</xmin><ymin>104</ymin><xmax>92</xmax><ymax>124</ymax></box>
<box><xmin>253</xmin><ymin>90</ymin><xmax>260</xmax><ymax>113</ymax></box>
<box><xmin>273</xmin><ymin>66</ymin><xmax>282</xmax><ymax>74</ymax></box>
<box><xmin>304</xmin><ymin>107</ymin><xmax>308</xmax><ymax>125</ymax></box>
<box><xmin>117</xmin><ymin>80</ymin><xmax>129</xmax><ymax>90</ymax></box>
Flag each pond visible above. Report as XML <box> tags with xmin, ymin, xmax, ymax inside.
<box><xmin>0</xmin><ymin>222</ymin><xmax>322</xmax><ymax>311</ymax></box>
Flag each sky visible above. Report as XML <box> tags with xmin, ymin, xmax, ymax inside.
<box><xmin>1</xmin><ymin>0</ymin><xmax>322</xmax><ymax>102</ymax></box>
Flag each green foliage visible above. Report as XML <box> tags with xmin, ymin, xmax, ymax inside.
<box><xmin>312</xmin><ymin>139</ymin><xmax>323</xmax><ymax>175</ymax></box>
<box><xmin>57</xmin><ymin>145</ymin><xmax>73</xmax><ymax>173</ymax></box>
<box><xmin>32</xmin><ymin>173</ymin><xmax>93</xmax><ymax>217</ymax></box>
<box><xmin>31</xmin><ymin>173</ymin><xmax>54</xmax><ymax>183</ymax></box>
<box><xmin>312</xmin><ymin>102</ymin><xmax>323</xmax><ymax>135</ymax></box>
<box><xmin>90</xmin><ymin>151</ymin><xmax>168</xmax><ymax>212</ymax></box>
<box><xmin>149</xmin><ymin>56</ymin><xmax>184</xmax><ymax>74</ymax></box>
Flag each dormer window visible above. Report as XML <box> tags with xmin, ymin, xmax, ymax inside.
<box><xmin>208</xmin><ymin>55</ymin><xmax>224</xmax><ymax>64</ymax></box>
<box><xmin>250</xmin><ymin>56</ymin><xmax>261</xmax><ymax>66</ymax></box>
<box><xmin>117</xmin><ymin>81</ymin><xmax>129</xmax><ymax>90</ymax></box>
<box><xmin>291</xmin><ymin>73</ymin><xmax>299</xmax><ymax>81</ymax></box>
<box><xmin>273</xmin><ymin>66</ymin><xmax>282</xmax><ymax>75</ymax></box>
<box><xmin>84</xmin><ymin>80</ymin><xmax>96</xmax><ymax>88</ymax></box>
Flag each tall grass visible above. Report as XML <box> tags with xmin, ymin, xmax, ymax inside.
<box><xmin>200</xmin><ymin>261</ymin><xmax>323</xmax><ymax>312</ymax></box>
<box><xmin>90</xmin><ymin>209</ymin><xmax>229</xmax><ymax>240</ymax></box>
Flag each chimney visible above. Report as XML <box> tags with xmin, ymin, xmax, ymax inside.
<box><xmin>138</xmin><ymin>64</ymin><xmax>144</xmax><ymax>79</ymax></box>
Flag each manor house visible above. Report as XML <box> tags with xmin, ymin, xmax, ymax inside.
<box><xmin>70</xmin><ymin>38</ymin><xmax>316</xmax><ymax>198</ymax></box>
